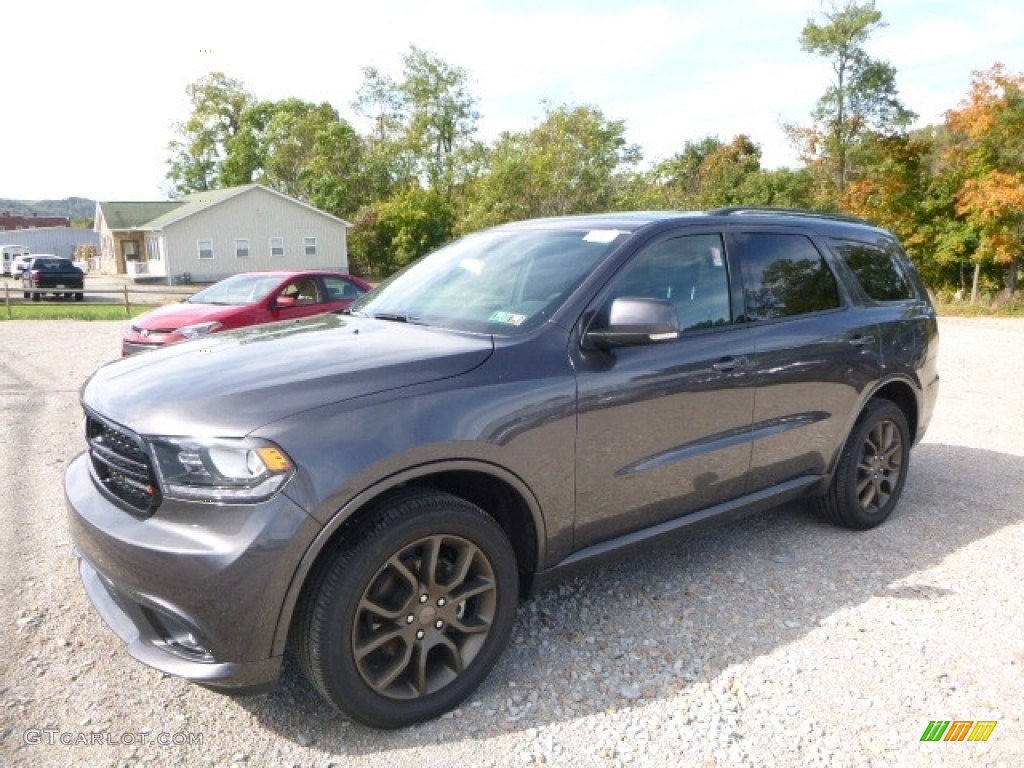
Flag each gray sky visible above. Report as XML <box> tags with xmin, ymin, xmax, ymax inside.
<box><xmin>2</xmin><ymin>0</ymin><xmax>1021</xmax><ymax>201</ymax></box>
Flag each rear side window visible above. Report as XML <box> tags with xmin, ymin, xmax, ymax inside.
<box><xmin>734</xmin><ymin>233</ymin><xmax>840</xmax><ymax>321</ymax></box>
<box><xmin>832</xmin><ymin>239</ymin><xmax>915</xmax><ymax>301</ymax></box>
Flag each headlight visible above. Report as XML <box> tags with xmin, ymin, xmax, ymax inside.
<box><xmin>178</xmin><ymin>321</ymin><xmax>223</xmax><ymax>339</ymax></box>
<box><xmin>148</xmin><ymin>437</ymin><xmax>294</xmax><ymax>503</ymax></box>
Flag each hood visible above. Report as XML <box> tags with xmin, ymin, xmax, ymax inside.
<box><xmin>84</xmin><ymin>314</ymin><xmax>494</xmax><ymax>435</ymax></box>
<box><xmin>132</xmin><ymin>302</ymin><xmax>245</xmax><ymax>329</ymax></box>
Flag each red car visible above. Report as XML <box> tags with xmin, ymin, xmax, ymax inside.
<box><xmin>122</xmin><ymin>270</ymin><xmax>372</xmax><ymax>356</ymax></box>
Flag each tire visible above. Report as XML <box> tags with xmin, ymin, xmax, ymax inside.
<box><xmin>23</xmin><ymin>290</ymin><xmax>29</xmax><ymax>299</ymax></box>
<box><xmin>817</xmin><ymin>399</ymin><xmax>911</xmax><ymax>530</ymax></box>
<box><xmin>295</xmin><ymin>489</ymin><xmax>519</xmax><ymax>729</ymax></box>
<box><xmin>31</xmin><ymin>292</ymin><xmax>40</xmax><ymax>302</ymax></box>
<box><xmin>74</xmin><ymin>292</ymin><xmax>84</xmax><ymax>302</ymax></box>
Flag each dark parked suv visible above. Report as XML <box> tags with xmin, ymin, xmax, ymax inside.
<box><xmin>65</xmin><ymin>209</ymin><xmax>939</xmax><ymax>728</ymax></box>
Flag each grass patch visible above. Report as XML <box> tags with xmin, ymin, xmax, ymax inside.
<box><xmin>1</xmin><ymin>304</ymin><xmax>154</xmax><ymax>321</ymax></box>
<box><xmin>935</xmin><ymin>300</ymin><xmax>1024</xmax><ymax>317</ymax></box>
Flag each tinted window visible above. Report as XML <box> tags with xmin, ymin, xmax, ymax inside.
<box><xmin>832</xmin><ymin>239</ymin><xmax>915</xmax><ymax>301</ymax></box>
<box><xmin>736</xmin><ymin>233</ymin><xmax>840</xmax><ymax>321</ymax></box>
<box><xmin>607</xmin><ymin>233</ymin><xmax>731</xmax><ymax>331</ymax></box>
<box><xmin>323</xmin><ymin>276</ymin><xmax>366</xmax><ymax>301</ymax></box>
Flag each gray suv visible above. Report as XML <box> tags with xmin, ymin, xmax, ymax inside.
<box><xmin>65</xmin><ymin>209</ymin><xmax>939</xmax><ymax>728</ymax></box>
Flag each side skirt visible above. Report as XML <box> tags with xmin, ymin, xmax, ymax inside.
<box><xmin>527</xmin><ymin>474</ymin><xmax>825</xmax><ymax>597</ymax></box>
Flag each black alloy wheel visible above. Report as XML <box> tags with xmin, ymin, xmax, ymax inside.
<box><xmin>817</xmin><ymin>399</ymin><xmax>911</xmax><ymax>530</ymax></box>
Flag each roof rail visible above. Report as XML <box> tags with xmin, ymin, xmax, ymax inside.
<box><xmin>707</xmin><ymin>206</ymin><xmax>870</xmax><ymax>225</ymax></box>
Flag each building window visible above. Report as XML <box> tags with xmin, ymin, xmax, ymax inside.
<box><xmin>304</xmin><ymin>237</ymin><xmax>317</xmax><ymax>256</ymax></box>
<box><xmin>146</xmin><ymin>239</ymin><xmax>161</xmax><ymax>262</ymax></box>
<box><xmin>270</xmin><ymin>237</ymin><xmax>285</xmax><ymax>257</ymax></box>
<box><xmin>235</xmin><ymin>238</ymin><xmax>250</xmax><ymax>258</ymax></box>
<box><xmin>197</xmin><ymin>239</ymin><xmax>214</xmax><ymax>260</ymax></box>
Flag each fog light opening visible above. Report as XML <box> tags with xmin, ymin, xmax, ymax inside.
<box><xmin>147</xmin><ymin>608</ymin><xmax>216</xmax><ymax>662</ymax></box>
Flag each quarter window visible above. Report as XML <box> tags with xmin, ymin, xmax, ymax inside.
<box><xmin>832</xmin><ymin>239</ymin><xmax>915</xmax><ymax>301</ymax></box>
<box><xmin>197</xmin><ymin>239</ymin><xmax>214</xmax><ymax>260</ymax></box>
<box><xmin>735</xmin><ymin>233</ymin><xmax>840</xmax><ymax>321</ymax></box>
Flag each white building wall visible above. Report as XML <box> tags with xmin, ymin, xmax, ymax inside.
<box><xmin>161</xmin><ymin>187</ymin><xmax>349</xmax><ymax>284</ymax></box>
<box><xmin>0</xmin><ymin>227</ymin><xmax>99</xmax><ymax>261</ymax></box>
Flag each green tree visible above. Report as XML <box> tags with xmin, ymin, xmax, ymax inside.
<box><xmin>217</xmin><ymin>98</ymin><xmax>368</xmax><ymax>218</ymax></box>
<box><xmin>301</xmin><ymin>119</ymin><xmax>369</xmax><ymax>219</ymax></box>
<box><xmin>353</xmin><ymin>46</ymin><xmax>480</xmax><ymax>199</ymax></box>
<box><xmin>642</xmin><ymin>135</ymin><xmax>816</xmax><ymax>210</ymax></box>
<box><xmin>462</xmin><ymin>103</ymin><xmax>641</xmax><ymax>231</ymax></box>
<box><xmin>787</xmin><ymin>1</ymin><xmax>915</xmax><ymax>200</ymax></box>
<box><xmin>166</xmin><ymin>73</ymin><xmax>255</xmax><ymax>195</ymax></box>
<box><xmin>348</xmin><ymin>187</ymin><xmax>456</xmax><ymax>277</ymax></box>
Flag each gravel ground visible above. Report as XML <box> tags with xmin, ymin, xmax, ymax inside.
<box><xmin>1</xmin><ymin>317</ymin><xmax>1022</xmax><ymax>767</ymax></box>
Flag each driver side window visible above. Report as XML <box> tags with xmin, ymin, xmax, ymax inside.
<box><xmin>608</xmin><ymin>233</ymin><xmax>732</xmax><ymax>331</ymax></box>
<box><xmin>281</xmin><ymin>279</ymin><xmax>320</xmax><ymax>305</ymax></box>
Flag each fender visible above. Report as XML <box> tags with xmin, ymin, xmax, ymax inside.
<box><xmin>822</xmin><ymin>372</ymin><xmax>923</xmax><ymax>478</ymax></box>
<box><xmin>268</xmin><ymin>458</ymin><xmax>548</xmax><ymax>657</ymax></box>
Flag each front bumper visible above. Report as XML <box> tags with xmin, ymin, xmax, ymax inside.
<box><xmin>65</xmin><ymin>452</ymin><xmax>322</xmax><ymax>693</ymax></box>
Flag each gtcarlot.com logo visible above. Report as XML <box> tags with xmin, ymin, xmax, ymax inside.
<box><xmin>920</xmin><ymin>720</ymin><xmax>997</xmax><ymax>742</ymax></box>
<box><xmin>23</xmin><ymin>729</ymin><xmax>203</xmax><ymax>747</ymax></box>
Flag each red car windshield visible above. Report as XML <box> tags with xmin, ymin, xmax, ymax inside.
<box><xmin>186</xmin><ymin>274</ymin><xmax>286</xmax><ymax>306</ymax></box>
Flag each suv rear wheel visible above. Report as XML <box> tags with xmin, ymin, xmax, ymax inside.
<box><xmin>818</xmin><ymin>399</ymin><xmax>910</xmax><ymax>530</ymax></box>
<box><xmin>296</xmin><ymin>490</ymin><xmax>519</xmax><ymax>729</ymax></box>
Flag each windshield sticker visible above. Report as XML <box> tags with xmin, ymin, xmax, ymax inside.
<box><xmin>489</xmin><ymin>311</ymin><xmax>527</xmax><ymax>326</ymax></box>
<box><xmin>583</xmin><ymin>230</ymin><xmax>627</xmax><ymax>243</ymax></box>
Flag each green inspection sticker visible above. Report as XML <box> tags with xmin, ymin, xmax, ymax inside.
<box><xmin>489</xmin><ymin>311</ymin><xmax>528</xmax><ymax>326</ymax></box>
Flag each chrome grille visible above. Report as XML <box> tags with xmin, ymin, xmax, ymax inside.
<box><xmin>85</xmin><ymin>413</ymin><xmax>160</xmax><ymax>515</ymax></box>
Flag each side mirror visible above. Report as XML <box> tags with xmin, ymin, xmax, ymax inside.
<box><xmin>275</xmin><ymin>295</ymin><xmax>298</xmax><ymax>309</ymax></box>
<box><xmin>585</xmin><ymin>297</ymin><xmax>680</xmax><ymax>350</ymax></box>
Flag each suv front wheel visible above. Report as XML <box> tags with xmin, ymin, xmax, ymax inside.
<box><xmin>295</xmin><ymin>490</ymin><xmax>519</xmax><ymax>729</ymax></box>
<box><xmin>818</xmin><ymin>399</ymin><xmax>911</xmax><ymax>530</ymax></box>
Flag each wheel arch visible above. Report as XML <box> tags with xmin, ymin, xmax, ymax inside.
<box><xmin>271</xmin><ymin>460</ymin><xmax>545</xmax><ymax>658</ymax></box>
<box><xmin>868</xmin><ymin>377</ymin><xmax>920</xmax><ymax>445</ymax></box>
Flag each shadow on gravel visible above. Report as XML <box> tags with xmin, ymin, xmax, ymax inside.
<box><xmin>234</xmin><ymin>441</ymin><xmax>1023</xmax><ymax>754</ymax></box>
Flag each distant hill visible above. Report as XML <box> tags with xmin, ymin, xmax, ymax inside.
<box><xmin>0</xmin><ymin>197</ymin><xmax>96</xmax><ymax>221</ymax></box>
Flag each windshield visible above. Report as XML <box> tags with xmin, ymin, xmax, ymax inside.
<box><xmin>188</xmin><ymin>274</ymin><xmax>284</xmax><ymax>306</ymax></box>
<box><xmin>350</xmin><ymin>228</ymin><xmax>628</xmax><ymax>335</ymax></box>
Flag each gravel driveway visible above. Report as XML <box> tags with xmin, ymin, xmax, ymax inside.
<box><xmin>1</xmin><ymin>317</ymin><xmax>1022</xmax><ymax>767</ymax></box>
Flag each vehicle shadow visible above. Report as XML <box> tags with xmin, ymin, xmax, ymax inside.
<box><xmin>234</xmin><ymin>441</ymin><xmax>1023</xmax><ymax>754</ymax></box>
